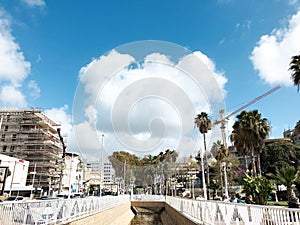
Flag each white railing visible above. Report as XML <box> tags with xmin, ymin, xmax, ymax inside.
<box><xmin>166</xmin><ymin>196</ymin><xmax>300</xmax><ymax>225</ymax></box>
<box><xmin>2</xmin><ymin>195</ymin><xmax>300</xmax><ymax>225</ymax></box>
<box><xmin>131</xmin><ymin>194</ymin><xmax>166</xmax><ymax>202</ymax></box>
<box><xmin>0</xmin><ymin>195</ymin><xmax>130</xmax><ymax>225</ymax></box>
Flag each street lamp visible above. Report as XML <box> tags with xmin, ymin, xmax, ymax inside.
<box><xmin>99</xmin><ymin>134</ymin><xmax>104</xmax><ymax>196</ymax></box>
<box><xmin>221</xmin><ymin>162</ymin><xmax>232</xmax><ymax>197</ymax></box>
<box><xmin>195</xmin><ymin>150</ymin><xmax>207</xmax><ymax>200</ymax></box>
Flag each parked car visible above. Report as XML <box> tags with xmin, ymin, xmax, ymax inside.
<box><xmin>36</xmin><ymin>196</ymin><xmax>58</xmax><ymax>200</ymax></box>
<box><xmin>4</xmin><ymin>196</ymin><xmax>26</xmax><ymax>202</ymax></box>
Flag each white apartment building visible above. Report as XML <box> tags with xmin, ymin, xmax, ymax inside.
<box><xmin>60</xmin><ymin>153</ymin><xmax>84</xmax><ymax>195</ymax></box>
<box><xmin>0</xmin><ymin>154</ymin><xmax>29</xmax><ymax>194</ymax></box>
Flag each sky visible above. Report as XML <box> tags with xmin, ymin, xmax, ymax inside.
<box><xmin>0</xmin><ymin>0</ymin><xmax>300</xmax><ymax>162</ymax></box>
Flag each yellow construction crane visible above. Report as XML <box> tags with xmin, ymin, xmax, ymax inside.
<box><xmin>214</xmin><ymin>85</ymin><xmax>281</xmax><ymax>148</ymax></box>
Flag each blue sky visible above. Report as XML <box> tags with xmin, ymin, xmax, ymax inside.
<box><xmin>0</xmin><ymin>0</ymin><xmax>300</xmax><ymax>160</ymax></box>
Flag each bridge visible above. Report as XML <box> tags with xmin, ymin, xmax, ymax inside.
<box><xmin>1</xmin><ymin>195</ymin><xmax>300</xmax><ymax>225</ymax></box>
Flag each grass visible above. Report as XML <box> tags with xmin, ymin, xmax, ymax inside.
<box><xmin>268</xmin><ymin>201</ymin><xmax>288</xmax><ymax>206</ymax></box>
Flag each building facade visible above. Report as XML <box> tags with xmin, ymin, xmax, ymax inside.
<box><xmin>60</xmin><ymin>153</ymin><xmax>84</xmax><ymax>195</ymax></box>
<box><xmin>0</xmin><ymin>154</ymin><xmax>29</xmax><ymax>194</ymax></box>
<box><xmin>283</xmin><ymin>120</ymin><xmax>300</xmax><ymax>146</ymax></box>
<box><xmin>0</xmin><ymin>109</ymin><xmax>63</xmax><ymax>194</ymax></box>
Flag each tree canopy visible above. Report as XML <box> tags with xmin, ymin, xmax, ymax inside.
<box><xmin>109</xmin><ymin>149</ymin><xmax>178</xmax><ymax>187</ymax></box>
<box><xmin>261</xmin><ymin>141</ymin><xmax>300</xmax><ymax>175</ymax></box>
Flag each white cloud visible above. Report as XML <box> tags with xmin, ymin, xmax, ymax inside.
<box><xmin>250</xmin><ymin>10</ymin><xmax>300</xmax><ymax>86</ymax></box>
<box><xmin>289</xmin><ymin>0</ymin><xmax>299</xmax><ymax>5</ymax></box>
<box><xmin>0</xmin><ymin>10</ymin><xmax>31</xmax><ymax>87</ymax></box>
<box><xmin>21</xmin><ymin>0</ymin><xmax>46</xmax><ymax>7</ymax></box>
<box><xmin>74</xmin><ymin>47</ymin><xmax>227</xmax><ymax>160</ymax></box>
<box><xmin>0</xmin><ymin>85</ymin><xmax>26</xmax><ymax>107</ymax></box>
<box><xmin>28</xmin><ymin>80</ymin><xmax>40</xmax><ymax>99</ymax></box>
<box><xmin>44</xmin><ymin>105</ymin><xmax>72</xmax><ymax>137</ymax></box>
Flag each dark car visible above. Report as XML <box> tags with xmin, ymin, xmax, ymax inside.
<box><xmin>37</xmin><ymin>196</ymin><xmax>58</xmax><ymax>200</ymax></box>
<box><xmin>4</xmin><ymin>196</ymin><xmax>25</xmax><ymax>201</ymax></box>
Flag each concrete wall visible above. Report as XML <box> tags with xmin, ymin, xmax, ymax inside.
<box><xmin>67</xmin><ymin>201</ymin><xmax>200</xmax><ymax>225</ymax></box>
<box><xmin>131</xmin><ymin>201</ymin><xmax>200</xmax><ymax>225</ymax></box>
<box><xmin>67</xmin><ymin>202</ymin><xmax>134</xmax><ymax>225</ymax></box>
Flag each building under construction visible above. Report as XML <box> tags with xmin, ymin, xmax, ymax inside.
<box><xmin>0</xmin><ymin>108</ymin><xmax>63</xmax><ymax>194</ymax></box>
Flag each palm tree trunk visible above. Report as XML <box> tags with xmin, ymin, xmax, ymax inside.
<box><xmin>203</xmin><ymin>133</ymin><xmax>210</xmax><ymax>199</ymax></box>
<box><xmin>219</xmin><ymin>164</ymin><xmax>224</xmax><ymax>194</ymax></box>
<box><xmin>243</xmin><ymin>153</ymin><xmax>248</xmax><ymax>173</ymax></box>
<box><xmin>250</xmin><ymin>147</ymin><xmax>257</xmax><ymax>177</ymax></box>
<box><xmin>256</xmin><ymin>150</ymin><xmax>262</xmax><ymax>176</ymax></box>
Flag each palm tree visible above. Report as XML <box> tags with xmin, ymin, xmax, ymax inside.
<box><xmin>194</xmin><ymin>112</ymin><xmax>212</xmax><ymax>153</ymax></box>
<box><xmin>231</xmin><ymin>122</ymin><xmax>249</xmax><ymax>173</ymax></box>
<box><xmin>194</xmin><ymin>112</ymin><xmax>212</xmax><ymax>198</ymax></box>
<box><xmin>212</xmin><ymin>140</ymin><xmax>228</xmax><ymax>194</ymax></box>
<box><xmin>271</xmin><ymin>166</ymin><xmax>300</xmax><ymax>207</ymax></box>
<box><xmin>289</xmin><ymin>54</ymin><xmax>300</xmax><ymax>92</ymax></box>
<box><xmin>231</xmin><ymin>110</ymin><xmax>270</xmax><ymax>177</ymax></box>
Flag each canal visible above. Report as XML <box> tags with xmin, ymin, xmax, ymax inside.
<box><xmin>129</xmin><ymin>207</ymin><xmax>163</xmax><ymax>225</ymax></box>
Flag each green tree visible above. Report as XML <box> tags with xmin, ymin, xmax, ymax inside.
<box><xmin>231</xmin><ymin>124</ymin><xmax>249</xmax><ymax>173</ymax></box>
<box><xmin>243</xmin><ymin>174</ymin><xmax>274</xmax><ymax>205</ymax></box>
<box><xmin>271</xmin><ymin>166</ymin><xmax>300</xmax><ymax>208</ymax></box>
<box><xmin>231</xmin><ymin>110</ymin><xmax>270</xmax><ymax>177</ymax></box>
<box><xmin>261</xmin><ymin>141</ymin><xmax>300</xmax><ymax>175</ymax></box>
<box><xmin>194</xmin><ymin>112</ymin><xmax>212</xmax><ymax>153</ymax></box>
<box><xmin>211</xmin><ymin>141</ymin><xmax>228</xmax><ymax>192</ymax></box>
<box><xmin>109</xmin><ymin>150</ymin><xmax>178</xmax><ymax>188</ymax></box>
<box><xmin>289</xmin><ymin>54</ymin><xmax>300</xmax><ymax>92</ymax></box>
<box><xmin>195</xmin><ymin>112</ymin><xmax>212</xmax><ymax>197</ymax></box>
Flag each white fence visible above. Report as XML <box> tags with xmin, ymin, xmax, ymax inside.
<box><xmin>2</xmin><ymin>195</ymin><xmax>300</xmax><ymax>225</ymax></box>
<box><xmin>131</xmin><ymin>194</ymin><xmax>166</xmax><ymax>202</ymax></box>
<box><xmin>166</xmin><ymin>196</ymin><xmax>300</xmax><ymax>225</ymax></box>
<box><xmin>0</xmin><ymin>195</ymin><xmax>130</xmax><ymax>225</ymax></box>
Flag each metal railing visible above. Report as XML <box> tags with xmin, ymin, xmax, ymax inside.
<box><xmin>0</xmin><ymin>195</ymin><xmax>130</xmax><ymax>225</ymax></box>
<box><xmin>165</xmin><ymin>196</ymin><xmax>300</xmax><ymax>225</ymax></box>
<box><xmin>2</xmin><ymin>195</ymin><xmax>300</xmax><ymax>225</ymax></box>
<box><xmin>131</xmin><ymin>194</ymin><xmax>166</xmax><ymax>202</ymax></box>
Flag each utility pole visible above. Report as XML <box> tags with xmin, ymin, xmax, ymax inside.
<box><xmin>57</xmin><ymin>128</ymin><xmax>66</xmax><ymax>194</ymax></box>
<box><xmin>100</xmin><ymin>134</ymin><xmax>104</xmax><ymax>196</ymax></box>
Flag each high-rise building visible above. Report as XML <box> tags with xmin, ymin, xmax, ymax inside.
<box><xmin>0</xmin><ymin>109</ymin><xmax>63</xmax><ymax>194</ymax></box>
<box><xmin>103</xmin><ymin>161</ymin><xmax>114</xmax><ymax>184</ymax></box>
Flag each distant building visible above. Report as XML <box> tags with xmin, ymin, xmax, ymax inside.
<box><xmin>283</xmin><ymin>120</ymin><xmax>300</xmax><ymax>146</ymax></box>
<box><xmin>0</xmin><ymin>109</ymin><xmax>63</xmax><ymax>194</ymax></box>
<box><xmin>103</xmin><ymin>162</ymin><xmax>114</xmax><ymax>184</ymax></box>
<box><xmin>84</xmin><ymin>160</ymin><xmax>116</xmax><ymax>194</ymax></box>
<box><xmin>61</xmin><ymin>153</ymin><xmax>84</xmax><ymax>195</ymax></box>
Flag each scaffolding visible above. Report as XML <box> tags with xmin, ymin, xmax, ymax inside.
<box><xmin>0</xmin><ymin>108</ymin><xmax>63</xmax><ymax>194</ymax></box>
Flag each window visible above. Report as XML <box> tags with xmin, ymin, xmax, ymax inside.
<box><xmin>4</xmin><ymin>126</ymin><xmax>8</xmax><ymax>131</ymax></box>
<box><xmin>2</xmin><ymin>146</ymin><xmax>7</xmax><ymax>152</ymax></box>
<box><xmin>12</xmin><ymin>134</ymin><xmax>16</xmax><ymax>142</ymax></box>
<box><xmin>1</xmin><ymin>134</ymin><xmax>5</xmax><ymax>142</ymax></box>
<box><xmin>10</xmin><ymin>146</ymin><xmax>15</xmax><ymax>152</ymax></box>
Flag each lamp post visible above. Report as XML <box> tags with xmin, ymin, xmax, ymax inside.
<box><xmin>222</xmin><ymin>162</ymin><xmax>232</xmax><ymax>197</ymax></box>
<box><xmin>57</xmin><ymin>128</ymin><xmax>66</xmax><ymax>195</ymax></box>
<box><xmin>77</xmin><ymin>161</ymin><xmax>84</xmax><ymax>193</ymax></box>
<box><xmin>99</xmin><ymin>134</ymin><xmax>104</xmax><ymax>196</ymax></box>
<box><xmin>195</xmin><ymin>150</ymin><xmax>207</xmax><ymax>200</ymax></box>
<box><xmin>68</xmin><ymin>153</ymin><xmax>74</xmax><ymax>199</ymax></box>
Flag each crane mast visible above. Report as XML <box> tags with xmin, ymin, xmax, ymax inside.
<box><xmin>214</xmin><ymin>85</ymin><xmax>281</xmax><ymax>148</ymax></box>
